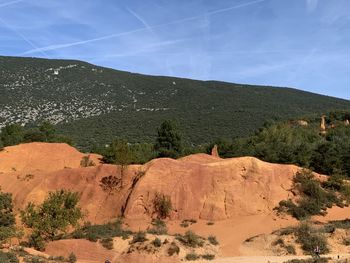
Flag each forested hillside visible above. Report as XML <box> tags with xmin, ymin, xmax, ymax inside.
<box><xmin>213</xmin><ymin>111</ymin><xmax>350</xmax><ymax>177</ymax></box>
<box><xmin>1</xmin><ymin>55</ymin><xmax>350</xmax><ymax>149</ymax></box>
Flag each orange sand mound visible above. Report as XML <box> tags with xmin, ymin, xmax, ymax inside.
<box><xmin>2</xmin><ymin>142</ymin><xmax>349</xmax><ymax>261</ymax></box>
<box><xmin>123</xmin><ymin>157</ymin><xmax>300</xmax><ymax>220</ymax></box>
<box><xmin>0</xmin><ymin>143</ymin><xmax>300</xmax><ymax>223</ymax></box>
<box><xmin>0</xmin><ymin>142</ymin><xmax>101</xmax><ymax>173</ymax></box>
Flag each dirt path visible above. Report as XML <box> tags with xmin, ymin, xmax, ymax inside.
<box><xmin>212</xmin><ymin>254</ymin><xmax>350</xmax><ymax>263</ymax></box>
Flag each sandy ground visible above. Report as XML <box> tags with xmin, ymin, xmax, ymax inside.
<box><xmin>212</xmin><ymin>254</ymin><xmax>350</xmax><ymax>263</ymax></box>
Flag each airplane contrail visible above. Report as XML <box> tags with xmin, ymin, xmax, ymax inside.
<box><xmin>126</xmin><ymin>7</ymin><xmax>154</xmax><ymax>34</ymax></box>
<box><xmin>0</xmin><ymin>17</ymin><xmax>49</xmax><ymax>58</ymax></box>
<box><xmin>22</xmin><ymin>0</ymin><xmax>266</xmax><ymax>55</ymax></box>
<box><xmin>105</xmin><ymin>38</ymin><xmax>188</xmax><ymax>58</ymax></box>
<box><xmin>21</xmin><ymin>28</ymin><xmax>146</xmax><ymax>55</ymax></box>
<box><xmin>0</xmin><ymin>0</ymin><xmax>24</xmax><ymax>8</ymax></box>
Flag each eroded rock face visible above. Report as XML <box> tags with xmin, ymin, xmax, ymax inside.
<box><xmin>0</xmin><ymin>143</ymin><xmax>302</xmax><ymax>223</ymax></box>
<box><xmin>123</xmin><ymin>157</ymin><xmax>299</xmax><ymax>221</ymax></box>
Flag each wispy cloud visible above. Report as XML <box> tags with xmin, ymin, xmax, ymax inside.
<box><xmin>105</xmin><ymin>38</ymin><xmax>188</xmax><ymax>58</ymax></box>
<box><xmin>0</xmin><ymin>0</ymin><xmax>24</xmax><ymax>8</ymax></box>
<box><xmin>20</xmin><ymin>28</ymin><xmax>145</xmax><ymax>55</ymax></box>
<box><xmin>0</xmin><ymin>16</ymin><xmax>49</xmax><ymax>58</ymax></box>
<box><xmin>207</xmin><ymin>0</ymin><xmax>266</xmax><ymax>16</ymax></box>
<box><xmin>21</xmin><ymin>0</ymin><xmax>266</xmax><ymax>55</ymax></box>
<box><xmin>126</xmin><ymin>7</ymin><xmax>154</xmax><ymax>34</ymax></box>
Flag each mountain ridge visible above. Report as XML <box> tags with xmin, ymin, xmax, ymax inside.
<box><xmin>1</xmin><ymin>55</ymin><xmax>350</xmax><ymax>150</ymax></box>
<box><xmin>2</xmin><ymin>55</ymin><xmax>347</xmax><ymax>100</ymax></box>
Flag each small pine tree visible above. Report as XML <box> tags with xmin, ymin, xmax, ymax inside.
<box><xmin>0</xmin><ymin>190</ymin><xmax>16</xmax><ymax>242</ymax></box>
<box><xmin>21</xmin><ymin>190</ymin><xmax>82</xmax><ymax>249</ymax></box>
<box><xmin>155</xmin><ymin>120</ymin><xmax>183</xmax><ymax>158</ymax></box>
<box><xmin>38</xmin><ymin>122</ymin><xmax>56</xmax><ymax>142</ymax></box>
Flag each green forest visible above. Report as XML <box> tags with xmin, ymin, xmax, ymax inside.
<box><xmin>2</xmin><ymin>56</ymin><xmax>350</xmax><ymax>150</ymax></box>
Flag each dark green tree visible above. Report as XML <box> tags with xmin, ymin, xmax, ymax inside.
<box><xmin>113</xmin><ymin>139</ymin><xmax>133</xmax><ymax>167</ymax></box>
<box><xmin>0</xmin><ymin>124</ymin><xmax>24</xmax><ymax>146</ymax></box>
<box><xmin>23</xmin><ymin>129</ymin><xmax>46</xmax><ymax>142</ymax></box>
<box><xmin>155</xmin><ymin>120</ymin><xmax>183</xmax><ymax>158</ymax></box>
<box><xmin>39</xmin><ymin>121</ymin><xmax>56</xmax><ymax>142</ymax></box>
<box><xmin>0</xmin><ymin>190</ymin><xmax>16</xmax><ymax>242</ymax></box>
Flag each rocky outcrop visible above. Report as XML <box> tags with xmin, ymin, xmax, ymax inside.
<box><xmin>0</xmin><ymin>143</ymin><xmax>303</xmax><ymax>223</ymax></box>
<box><xmin>320</xmin><ymin>115</ymin><xmax>327</xmax><ymax>135</ymax></box>
<box><xmin>123</xmin><ymin>157</ymin><xmax>299</xmax><ymax>220</ymax></box>
<box><xmin>211</xmin><ymin>145</ymin><xmax>220</xmax><ymax>157</ymax></box>
<box><xmin>297</xmin><ymin>120</ymin><xmax>308</xmax><ymax>126</ymax></box>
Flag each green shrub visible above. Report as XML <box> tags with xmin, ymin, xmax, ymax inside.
<box><xmin>130</xmin><ymin>231</ymin><xmax>147</xmax><ymax>244</ymax></box>
<box><xmin>285</xmin><ymin>245</ymin><xmax>297</xmax><ymax>255</ymax></box>
<box><xmin>73</xmin><ymin>220</ymin><xmax>131</xmax><ymax>241</ymax></box>
<box><xmin>328</xmin><ymin>219</ymin><xmax>350</xmax><ymax>229</ymax></box>
<box><xmin>285</xmin><ymin>259</ymin><xmax>328</xmax><ymax>263</ymax></box>
<box><xmin>201</xmin><ymin>254</ymin><xmax>215</xmax><ymax>260</ymax></box>
<box><xmin>208</xmin><ymin>235</ymin><xmax>219</xmax><ymax>245</ymax></box>
<box><xmin>180</xmin><ymin>219</ymin><xmax>197</xmax><ymax>228</ymax></box>
<box><xmin>185</xmin><ymin>252</ymin><xmax>199</xmax><ymax>261</ymax></box>
<box><xmin>24</xmin><ymin>256</ymin><xmax>46</xmax><ymax>263</ymax></box>
<box><xmin>100</xmin><ymin>237</ymin><xmax>114</xmax><ymax>250</ymax></box>
<box><xmin>52</xmin><ymin>256</ymin><xmax>65</xmax><ymax>261</ymax></box>
<box><xmin>176</xmin><ymin>231</ymin><xmax>204</xmax><ymax>248</ymax></box>
<box><xmin>86</xmin><ymin>232</ymin><xmax>98</xmax><ymax>242</ymax></box>
<box><xmin>277</xmin><ymin>170</ymin><xmax>343</xmax><ymax>220</ymax></box>
<box><xmin>68</xmin><ymin>252</ymin><xmax>77</xmax><ymax>263</ymax></box>
<box><xmin>272</xmin><ymin>237</ymin><xmax>296</xmax><ymax>255</ymax></box>
<box><xmin>343</xmin><ymin>238</ymin><xmax>350</xmax><ymax>246</ymax></box>
<box><xmin>0</xmin><ymin>190</ymin><xmax>15</xmax><ymax>227</ymax></box>
<box><xmin>147</xmin><ymin>219</ymin><xmax>168</xmax><ymax>235</ymax></box>
<box><xmin>167</xmin><ymin>242</ymin><xmax>180</xmax><ymax>256</ymax></box>
<box><xmin>27</xmin><ymin>231</ymin><xmax>45</xmax><ymax>251</ymax></box>
<box><xmin>295</xmin><ymin>222</ymin><xmax>329</xmax><ymax>254</ymax></box>
<box><xmin>180</xmin><ymin>221</ymin><xmax>189</xmax><ymax>228</ymax></box>
<box><xmin>80</xmin><ymin>155</ymin><xmax>95</xmax><ymax>167</ymax></box>
<box><xmin>152</xmin><ymin>237</ymin><xmax>162</xmax><ymax>247</ymax></box>
<box><xmin>153</xmin><ymin>193</ymin><xmax>172</xmax><ymax>219</ymax></box>
<box><xmin>0</xmin><ymin>190</ymin><xmax>17</xmax><ymax>242</ymax></box>
<box><xmin>272</xmin><ymin>238</ymin><xmax>284</xmax><ymax>246</ymax></box>
<box><xmin>0</xmin><ymin>251</ymin><xmax>19</xmax><ymax>263</ymax></box>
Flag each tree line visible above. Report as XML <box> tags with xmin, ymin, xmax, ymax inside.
<box><xmin>211</xmin><ymin>111</ymin><xmax>350</xmax><ymax>178</ymax></box>
<box><xmin>0</xmin><ymin>122</ymin><xmax>71</xmax><ymax>149</ymax></box>
<box><xmin>2</xmin><ymin>111</ymin><xmax>350</xmax><ymax>179</ymax></box>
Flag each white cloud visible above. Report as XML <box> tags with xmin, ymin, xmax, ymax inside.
<box><xmin>21</xmin><ymin>0</ymin><xmax>266</xmax><ymax>55</ymax></box>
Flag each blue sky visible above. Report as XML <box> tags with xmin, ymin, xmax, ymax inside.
<box><xmin>0</xmin><ymin>0</ymin><xmax>350</xmax><ymax>100</ymax></box>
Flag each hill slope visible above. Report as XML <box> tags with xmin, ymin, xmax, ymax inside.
<box><xmin>1</xmin><ymin>55</ymin><xmax>350</xmax><ymax>149</ymax></box>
